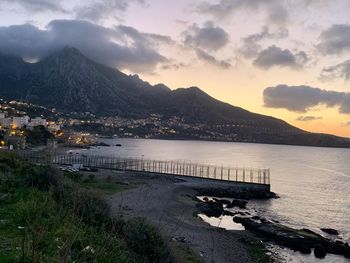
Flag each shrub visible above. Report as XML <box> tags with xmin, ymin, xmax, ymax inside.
<box><xmin>122</xmin><ymin>218</ymin><xmax>172</xmax><ymax>263</ymax></box>
<box><xmin>24</xmin><ymin>125</ymin><xmax>54</xmax><ymax>145</ymax></box>
<box><xmin>54</xmin><ymin>186</ymin><xmax>109</xmax><ymax>227</ymax></box>
<box><xmin>14</xmin><ymin>164</ymin><xmax>61</xmax><ymax>190</ymax></box>
<box><xmin>65</xmin><ymin>172</ymin><xmax>83</xmax><ymax>182</ymax></box>
<box><xmin>105</xmin><ymin>175</ymin><xmax>112</xmax><ymax>183</ymax></box>
<box><xmin>8</xmin><ymin>189</ymin><xmax>135</xmax><ymax>263</ymax></box>
<box><xmin>88</xmin><ymin>174</ymin><xmax>95</xmax><ymax>182</ymax></box>
<box><xmin>0</xmin><ymin>152</ymin><xmax>20</xmax><ymax>170</ymax></box>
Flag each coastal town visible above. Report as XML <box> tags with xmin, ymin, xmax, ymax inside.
<box><xmin>1</xmin><ymin>99</ymin><xmax>315</xmax><ymax>150</ymax></box>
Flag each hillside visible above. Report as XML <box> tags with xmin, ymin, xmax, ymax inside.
<box><xmin>0</xmin><ymin>47</ymin><xmax>349</xmax><ymax>147</ymax></box>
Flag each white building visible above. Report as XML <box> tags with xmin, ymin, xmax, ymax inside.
<box><xmin>47</xmin><ymin>123</ymin><xmax>61</xmax><ymax>132</ymax></box>
<box><xmin>12</xmin><ymin>116</ymin><xmax>29</xmax><ymax>128</ymax></box>
<box><xmin>0</xmin><ymin>117</ymin><xmax>12</xmax><ymax>128</ymax></box>
<box><xmin>28</xmin><ymin>117</ymin><xmax>47</xmax><ymax>128</ymax></box>
<box><xmin>0</xmin><ymin>112</ymin><xmax>7</xmax><ymax>119</ymax></box>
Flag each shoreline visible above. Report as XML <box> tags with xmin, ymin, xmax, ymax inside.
<box><xmin>52</xmin><ymin>145</ymin><xmax>350</xmax><ymax>262</ymax></box>
<box><xmin>96</xmin><ymin>136</ymin><xmax>350</xmax><ymax>150</ymax></box>
<box><xmin>92</xmin><ymin>168</ymin><xmax>350</xmax><ymax>263</ymax></box>
<box><xmin>100</xmin><ymin>169</ymin><xmax>270</xmax><ymax>263</ymax></box>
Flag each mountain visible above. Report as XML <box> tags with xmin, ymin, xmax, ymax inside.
<box><xmin>0</xmin><ymin>47</ymin><xmax>349</xmax><ymax>147</ymax></box>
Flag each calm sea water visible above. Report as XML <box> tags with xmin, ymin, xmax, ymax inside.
<box><xmin>75</xmin><ymin>138</ymin><xmax>350</xmax><ymax>262</ymax></box>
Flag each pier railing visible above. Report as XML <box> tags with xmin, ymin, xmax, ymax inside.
<box><xmin>17</xmin><ymin>151</ymin><xmax>270</xmax><ymax>185</ymax></box>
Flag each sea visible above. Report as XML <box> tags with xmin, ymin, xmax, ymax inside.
<box><xmin>72</xmin><ymin>138</ymin><xmax>350</xmax><ymax>262</ymax></box>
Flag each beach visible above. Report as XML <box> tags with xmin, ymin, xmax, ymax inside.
<box><xmin>99</xmin><ymin>169</ymin><xmax>262</xmax><ymax>263</ymax></box>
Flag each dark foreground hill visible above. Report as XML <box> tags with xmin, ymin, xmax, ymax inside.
<box><xmin>0</xmin><ymin>47</ymin><xmax>349</xmax><ymax>147</ymax></box>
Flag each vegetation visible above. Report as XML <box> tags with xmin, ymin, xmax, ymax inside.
<box><xmin>168</xmin><ymin>242</ymin><xmax>204</xmax><ymax>263</ymax></box>
<box><xmin>247</xmin><ymin>241</ymin><xmax>271</xmax><ymax>263</ymax></box>
<box><xmin>0</xmin><ymin>152</ymin><xmax>173</xmax><ymax>262</ymax></box>
<box><xmin>64</xmin><ymin>172</ymin><xmax>131</xmax><ymax>195</ymax></box>
<box><xmin>23</xmin><ymin>125</ymin><xmax>54</xmax><ymax>145</ymax></box>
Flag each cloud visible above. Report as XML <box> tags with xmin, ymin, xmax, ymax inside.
<box><xmin>318</xmin><ymin>24</ymin><xmax>350</xmax><ymax>55</ymax></box>
<box><xmin>296</xmin><ymin>116</ymin><xmax>323</xmax><ymax>122</ymax></box>
<box><xmin>195</xmin><ymin>0</ymin><xmax>288</xmax><ymax>24</ymax></box>
<box><xmin>320</xmin><ymin>60</ymin><xmax>350</xmax><ymax>81</ymax></box>
<box><xmin>253</xmin><ymin>45</ymin><xmax>309</xmax><ymax>69</ymax></box>
<box><xmin>345</xmin><ymin>121</ymin><xmax>350</xmax><ymax>126</ymax></box>
<box><xmin>0</xmin><ymin>0</ymin><xmax>66</xmax><ymax>12</ymax></box>
<box><xmin>182</xmin><ymin>21</ymin><xmax>229</xmax><ymax>51</ymax></box>
<box><xmin>74</xmin><ymin>0</ymin><xmax>145</xmax><ymax>22</ymax></box>
<box><xmin>239</xmin><ymin>26</ymin><xmax>289</xmax><ymax>58</ymax></box>
<box><xmin>0</xmin><ymin>20</ymin><xmax>171</xmax><ymax>73</ymax></box>
<box><xmin>160</xmin><ymin>62</ymin><xmax>186</xmax><ymax>71</ymax></box>
<box><xmin>195</xmin><ymin>48</ymin><xmax>231</xmax><ymax>69</ymax></box>
<box><xmin>180</xmin><ymin>21</ymin><xmax>231</xmax><ymax>68</ymax></box>
<box><xmin>263</xmin><ymin>84</ymin><xmax>350</xmax><ymax>114</ymax></box>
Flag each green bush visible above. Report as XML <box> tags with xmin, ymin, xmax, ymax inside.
<box><xmin>121</xmin><ymin>218</ymin><xmax>172</xmax><ymax>263</ymax></box>
<box><xmin>0</xmin><ymin>152</ymin><xmax>20</xmax><ymax>170</ymax></box>
<box><xmin>88</xmin><ymin>174</ymin><xmax>95</xmax><ymax>182</ymax></box>
<box><xmin>53</xmin><ymin>186</ymin><xmax>109</xmax><ymax>227</ymax></box>
<box><xmin>3</xmin><ymin>189</ymin><xmax>137</xmax><ymax>263</ymax></box>
<box><xmin>65</xmin><ymin>172</ymin><xmax>83</xmax><ymax>182</ymax></box>
<box><xmin>13</xmin><ymin>164</ymin><xmax>61</xmax><ymax>190</ymax></box>
<box><xmin>0</xmin><ymin>155</ymin><xmax>174</xmax><ymax>263</ymax></box>
<box><xmin>24</xmin><ymin>125</ymin><xmax>54</xmax><ymax>145</ymax></box>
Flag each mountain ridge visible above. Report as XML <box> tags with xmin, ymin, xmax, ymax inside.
<box><xmin>0</xmin><ymin>47</ymin><xmax>349</xmax><ymax>147</ymax></box>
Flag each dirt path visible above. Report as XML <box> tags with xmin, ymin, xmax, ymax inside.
<box><xmin>106</xmin><ymin>172</ymin><xmax>258</xmax><ymax>263</ymax></box>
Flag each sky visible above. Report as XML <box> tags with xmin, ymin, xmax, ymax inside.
<box><xmin>0</xmin><ymin>0</ymin><xmax>350</xmax><ymax>137</ymax></box>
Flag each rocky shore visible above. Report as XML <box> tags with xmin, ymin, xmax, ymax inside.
<box><xmin>195</xmin><ymin>195</ymin><xmax>350</xmax><ymax>260</ymax></box>
<box><xmin>106</xmin><ymin>171</ymin><xmax>272</xmax><ymax>263</ymax></box>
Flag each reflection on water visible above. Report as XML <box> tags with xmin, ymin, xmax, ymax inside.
<box><xmin>274</xmin><ymin>246</ymin><xmax>350</xmax><ymax>263</ymax></box>
<box><xmin>74</xmin><ymin>138</ymin><xmax>350</xmax><ymax>259</ymax></box>
<box><xmin>197</xmin><ymin>214</ymin><xmax>245</xmax><ymax>231</ymax></box>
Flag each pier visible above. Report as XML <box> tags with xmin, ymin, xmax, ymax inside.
<box><xmin>18</xmin><ymin>151</ymin><xmax>271</xmax><ymax>187</ymax></box>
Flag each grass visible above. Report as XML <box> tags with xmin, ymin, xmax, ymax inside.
<box><xmin>0</xmin><ymin>152</ymin><xmax>173</xmax><ymax>263</ymax></box>
<box><xmin>81</xmin><ymin>181</ymin><xmax>130</xmax><ymax>195</ymax></box>
<box><xmin>0</xmin><ymin>189</ymin><xmax>137</xmax><ymax>262</ymax></box>
<box><xmin>248</xmin><ymin>241</ymin><xmax>271</xmax><ymax>263</ymax></box>
<box><xmin>64</xmin><ymin>172</ymin><xmax>132</xmax><ymax>195</ymax></box>
<box><xmin>0</xmin><ymin>152</ymin><xmax>206</xmax><ymax>263</ymax></box>
<box><xmin>169</xmin><ymin>242</ymin><xmax>204</xmax><ymax>263</ymax></box>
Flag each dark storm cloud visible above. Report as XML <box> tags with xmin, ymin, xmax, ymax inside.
<box><xmin>196</xmin><ymin>0</ymin><xmax>288</xmax><ymax>24</ymax></box>
<box><xmin>182</xmin><ymin>21</ymin><xmax>229</xmax><ymax>51</ymax></box>
<box><xmin>253</xmin><ymin>45</ymin><xmax>309</xmax><ymax>69</ymax></box>
<box><xmin>195</xmin><ymin>48</ymin><xmax>231</xmax><ymax>69</ymax></box>
<box><xmin>263</xmin><ymin>85</ymin><xmax>350</xmax><ymax>114</ymax></box>
<box><xmin>296</xmin><ymin>116</ymin><xmax>323</xmax><ymax>122</ymax></box>
<box><xmin>320</xmin><ymin>60</ymin><xmax>350</xmax><ymax>81</ymax></box>
<box><xmin>0</xmin><ymin>20</ymin><xmax>170</xmax><ymax>73</ymax></box>
<box><xmin>318</xmin><ymin>24</ymin><xmax>350</xmax><ymax>55</ymax></box>
<box><xmin>74</xmin><ymin>0</ymin><xmax>145</xmax><ymax>22</ymax></box>
<box><xmin>239</xmin><ymin>26</ymin><xmax>289</xmax><ymax>58</ymax></box>
<box><xmin>0</xmin><ymin>0</ymin><xmax>66</xmax><ymax>12</ymax></box>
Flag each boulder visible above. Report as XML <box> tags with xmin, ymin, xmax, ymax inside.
<box><xmin>195</xmin><ymin>187</ymin><xmax>278</xmax><ymax>200</ymax></box>
<box><xmin>222</xmin><ymin>210</ymin><xmax>235</xmax><ymax>216</ymax></box>
<box><xmin>314</xmin><ymin>244</ymin><xmax>327</xmax><ymax>258</ymax></box>
<box><xmin>321</xmin><ymin>228</ymin><xmax>339</xmax><ymax>235</ymax></box>
<box><xmin>97</xmin><ymin>142</ymin><xmax>110</xmax><ymax>147</ymax></box>
<box><xmin>196</xmin><ymin>201</ymin><xmax>223</xmax><ymax>217</ymax></box>
<box><xmin>227</xmin><ymin>199</ymin><xmax>248</xmax><ymax>209</ymax></box>
<box><xmin>213</xmin><ymin>198</ymin><xmax>231</xmax><ymax>205</ymax></box>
